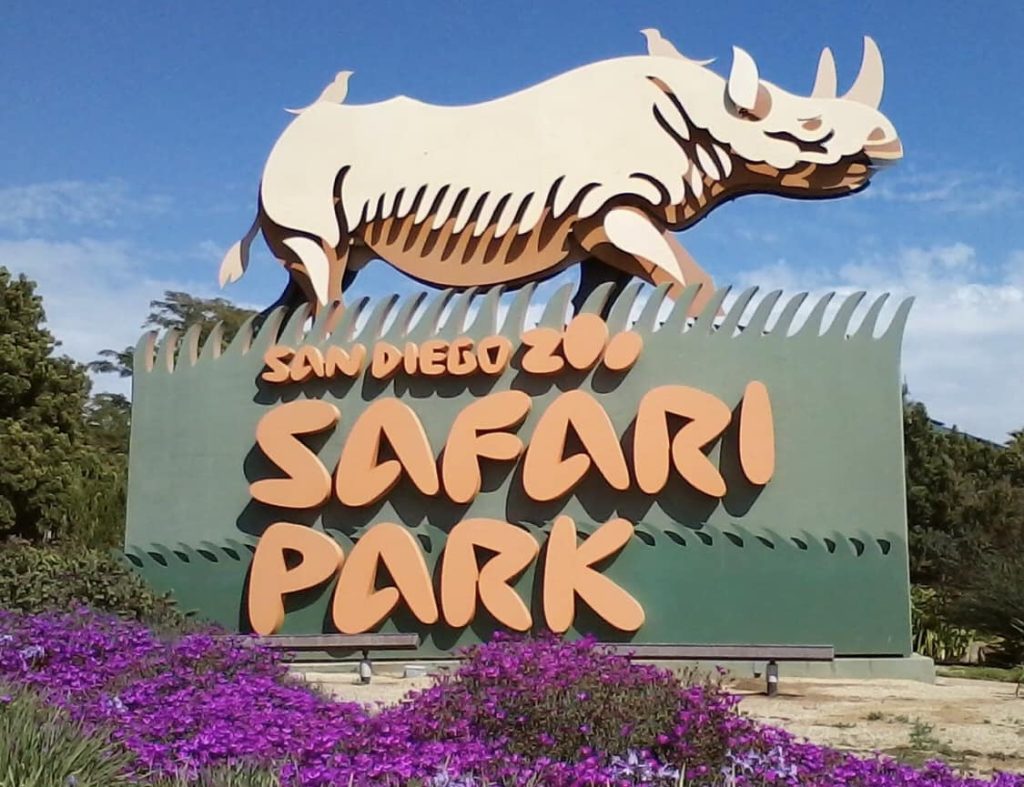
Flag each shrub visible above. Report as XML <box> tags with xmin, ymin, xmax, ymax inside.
<box><xmin>948</xmin><ymin>554</ymin><xmax>1024</xmax><ymax>665</ymax></box>
<box><xmin>0</xmin><ymin>540</ymin><xmax>192</xmax><ymax>632</ymax></box>
<box><xmin>6</xmin><ymin>608</ymin><xmax>1024</xmax><ymax>786</ymax></box>
<box><xmin>397</xmin><ymin>632</ymin><xmax>735</xmax><ymax>773</ymax></box>
<box><xmin>150</xmin><ymin>764</ymin><xmax>282</xmax><ymax>786</ymax></box>
<box><xmin>0</xmin><ymin>682</ymin><xmax>133</xmax><ymax>786</ymax></box>
<box><xmin>911</xmin><ymin>585</ymin><xmax>975</xmax><ymax>663</ymax></box>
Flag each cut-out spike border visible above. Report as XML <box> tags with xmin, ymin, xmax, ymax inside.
<box><xmin>134</xmin><ymin>284</ymin><xmax>914</xmax><ymax>375</ymax></box>
<box><xmin>122</xmin><ymin>525</ymin><xmax>900</xmax><ymax>571</ymax></box>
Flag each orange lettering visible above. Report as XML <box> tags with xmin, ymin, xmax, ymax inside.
<box><xmin>602</xmin><ymin>331</ymin><xmax>643</xmax><ymax>372</ymax></box>
<box><xmin>522</xmin><ymin>390</ymin><xmax>629</xmax><ymax>501</ymax></box>
<box><xmin>633</xmin><ymin>385</ymin><xmax>731</xmax><ymax>497</ymax></box>
<box><xmin>441</xmin><ymin>518</ymin><xmax>538</xmax><ymax>630</ymax></box>
<box><xmin>335</xmin><ymin>398</ymin><xmax>439</xmax><ymax>506</ymax></box>
<box><xmin>477</xmin><ymin>336</ymin><xmax>513</xmax><ymax>374</ymax></box>
<box><xmin>248</xmin><ymin>523</ymin><xmax>343</xmax><ymax>635</ymax></box>
<box><xmin>324</xmin><ymin>344</ymin><xmax>366</xmax><ymax>377</ymax></box>
<box><xmin>562</xmin><ymin>313</ymin><xmax>608</xmax><ymax>371</ymax></box>
<box><xmin>250</xmin><ymin>400</ymin><xmax>339</xmax><ymax>508</ymax></box>
<box><xmin>446</xmin><ymin>338</ymin><xmax>478</xmax><ymax>376</ymax></box>
<box><xmin>443</xmin><ymin>391</ymin><xmax>532</xmax><ymax>504</ymax></box>
<box><xmin>402</xmin><ymin>342</ymin><xmax>419</xmax><ymax>375</ymax></box>
<box><xmin>420</xmin><ymin>339</ymin><xmax>448</xmax><ymax>376</ymax></box>
<box><xmin>261</xmin><ymin>345</ymin><xmax>294</xmax><ymax>383</ymax></box>
<box><xmin>739</xmin><ymin>381</ymin><xmax>775</xmax><ymax>485</ymax></box>
<box><xmin>332</xmin><ymin>523</ymin><xmax>437</xmax><ymax>633</ymax></box>
<box><xmin>520</xmin><ymin>327</ymin><xmax>564</xmax><ymax>374</ymax></box>
<box><xmin>289</xmin><ymin>346</ymin><xmax>325</xmax><ymax>383</ymax></box>
<box><xmin>371</xmin><ymin>342</ymin><xmax>403</xmax><ymax>380</ymax></box>
<box><xmin>543</xmin><ymin>515</ymin><xmax>643</xmax><ymax>633</ymax></box>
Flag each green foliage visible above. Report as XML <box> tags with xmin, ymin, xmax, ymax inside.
<box><xmin>0</xmin><ymin>268</ymin><xmax>125</xmax><ymax>546</ymax></box>
<box><xmin>903</xmin><ymin>396</ymin><xmax>1024</xmax><ymax>654</ymax></box>
<box><xmin>144</xmin><ymin>291</ymin><xmax>256</xmax><ymax>344</ymax></box>
<box><xmin>904</xmin><ymin>398</ymin><xmax>1024</xmax><ymax>588</ymax></box>
<box><xmin>947</xmin><ymin>554</ymin><xmax>1024</xmax><ymax>665</ymax></box>
<box><xmin>150</xmin><ymin>764</ymin><xmax>282</xmax><ymax>786</ymax></box>
<box><xmin>0</xmin><ymin>541</ymin><xmax>192</xmax><ymax>632</ymax></box>
<box><xmin>0</xmin><ymin>684</ymin><xmax>132</xmax><ymax>786</ymax></box>
<box><xmin>86</xmin><ymin>347</ymin><xmax>135</xmax><ymax>378</ymax></box>
<box><xmin>936</xmin><ymin>664</ymin><xmax>1023</xmax><ymax>683</ymax></box>
<box><xmin>0</xmin><ymin>273</ymin><xmax>256</xmax><ymax>549</ymax></box>
<box><xmin>910</xmin><ymin>586</ymin><xmax>975</xmax><ymax>664</ymax></box>
<box><xmin>502</xmin><ymin>674</ymin><xmax>684</xmax><ymax>763</ymax></box>
<box><xmin>90</xmin><ymin>290</ymin><xmax>257</xmax><ymax>381</ymax></box>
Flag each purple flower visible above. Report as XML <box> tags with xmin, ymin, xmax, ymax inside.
<box><xmin>3</xmin><ymin>607</ymin><xmax>1023</xmax><ymax>787</ymax></box>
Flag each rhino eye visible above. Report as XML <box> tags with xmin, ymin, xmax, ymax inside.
<box><xmin>731</xmin><ymin>85</ymin><xmax>772</xmax><ymax>121</ymax></box>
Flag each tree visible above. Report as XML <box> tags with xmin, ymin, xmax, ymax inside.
<box><xmin>903</xmin><ymin>396</ymin><xmax>1024</xmax><ymax>588</ymax></box>
<box><xmin>89</xmin><ymin>291</ymin><xmax>257</xmax><ymax>379</ymax></box>
<box><xmin>903</xmin><ymin>393</ymin><xmax>1024</xmax><ymax>659</ymax></box>
<box><xmin>144</xmin><ymin>291</ymin><xmax>256</xmax><ymax>343</ymax></box>
<box><xmin>903</xmin><ymin>398</ymin><xmax>959</xmax><ymax>584</ymax></box>
<box><xmin>0</xmin><ymin>268</ymin><xmax>122</xmax><ymax>544</ymax></box>
<box><xmin>87</xmin><ymin>348</ymin><xmax>134</xmax><ymax>378</ymax></box>
<box><xmin>84</xmin><ymin>393</ymin><xmax>131</xmax><ymax>454</ymax></box>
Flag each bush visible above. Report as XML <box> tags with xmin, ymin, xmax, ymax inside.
<box><xmin>0</xmin><ymin>682</ymin><xmax>133</xmax><ymax>786</ymax></box>
<box><xmin>911</xmin><ymin>585</ymin><xmax>976</xmax><ymax>663</ymax></box>
<box><xmin>949</xmin><ymin>554</ymin><xmax>1024</xmax><ymax>665</ymax></box>
<box><xmin>0</xmin><ymin>540</ymin><xmax>191</xmax><ymax>632</ymax></box>
<box><xmin>399</xmin><ymin>632</ymin><xmax>735</xmax><ymax>772</ymax></box>
<box><xmin>150</xmin><ymin>764</ymin><xmax>281</xmax><ymax>786</ymax></box>
<box><xmin>6</xmin><ymin>609</ymin><xmax>1024</xmax><ymax>786</ymax></box>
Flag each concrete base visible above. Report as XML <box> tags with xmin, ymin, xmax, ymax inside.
<box><xmin>290</xmin><ymin>654</ymin><xmax>936</xmax><ymax>684</ymax></box>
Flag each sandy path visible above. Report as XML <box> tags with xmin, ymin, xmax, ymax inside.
<box><xmin>296</xmin><ymin>669</ymin><xmax>1024</xmax><ymax>775</ymax></box>
<box><xmin>732</xmin><ymin>676</ymin><xmax>1024</xmax><ymax>774</ymax></box>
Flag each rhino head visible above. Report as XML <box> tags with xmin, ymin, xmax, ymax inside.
<box><xmin>647</xmin><ymin>34</ymin><xmax>902</xmax><ymax>211</ymax></box>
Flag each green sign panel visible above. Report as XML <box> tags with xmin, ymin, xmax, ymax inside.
<box><xmin>125</xmin><ymin>282</ymin><xmax>913</xmax><ymax>658</ymax></box>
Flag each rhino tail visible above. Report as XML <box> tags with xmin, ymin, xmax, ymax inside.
<box><xmin>218</xmin><ymin>213</ymin><xmax>261</xmax><ymax>287</ymax></box>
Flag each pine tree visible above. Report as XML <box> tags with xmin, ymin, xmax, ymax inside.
<box><xmin>89</xmin><ymin>291</ymin><xmax>256</xmax><ymax>378</ymax></box>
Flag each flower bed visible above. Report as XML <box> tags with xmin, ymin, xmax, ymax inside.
<box><xmin>1</xmin><ymin>607</ymin><xmax>1022</xmax><ymax>786</ymax></box>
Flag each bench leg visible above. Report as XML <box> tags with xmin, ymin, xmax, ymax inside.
<box><xmin>766</xmin><ymin>659</ymin><xmax>779</xmax><ymax>696</ymax></box>
<box><xmin>359</xmin><ymin>649</ymin><xmax>373</xmax><ymax>685</ymax></box>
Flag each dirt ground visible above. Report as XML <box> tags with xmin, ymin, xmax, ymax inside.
<box><xmin>297</xmin><ymin>669</ymin><xmax>1024</xmax><ymax>776</ymax></box>
<box><xmin>732</xmin><ymin>676</ymin><xmax>1024</xmax><ymax>775</ymax></box>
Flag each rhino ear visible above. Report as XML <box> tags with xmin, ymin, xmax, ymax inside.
<box><xmin>727</xmin><ymin>46</ymin><xmax>760</xmax><ymax>111</ymax></box>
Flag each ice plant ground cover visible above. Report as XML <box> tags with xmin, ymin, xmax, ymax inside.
<box><xmin>1</xmin><ymin>608</ymin><xmax>1023</xmax><ymax>786</ymax></box>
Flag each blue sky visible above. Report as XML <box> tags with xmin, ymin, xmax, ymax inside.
<box><xmin>1</xmin><ymin>1</ymin><xmax>1022</xmax><ymax>440</ymax></box>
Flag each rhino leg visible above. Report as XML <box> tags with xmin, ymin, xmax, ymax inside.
<box><xmin>259</xmin><ymin>216</ymin><xmax>354</xmax><ymax>315</ymax></box>
<box><xmin>279</xmin><ymin>238</ymin><xmax>345</xmax><ymax>311</ymax></box>
<box><xmin>571</xmin><ymin>207</ymin><xmax>715</xmax><ymax>318</ymax></box>
<box><xmin>657</xmin><ymin>231</ymin><xmax>717</xmax><ymax>316</ymax></box>
<box><xmin>571</xmin><ymin>259</ymin><xmax>633</xmax><ymax>317</ymax></box>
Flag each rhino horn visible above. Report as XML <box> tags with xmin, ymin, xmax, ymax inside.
<box><xmin>843</xmin><ymin>36</ymin><xmax>884</xmax><ymax>108</ymax></box>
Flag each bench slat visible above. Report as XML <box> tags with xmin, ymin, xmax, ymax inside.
<box><xmin>251</xmin><ymin>634</ymin><xmax>420</xmax><ymax>650</ymax></box>
<box><xmin>601</xmin><ymin>644</ymin><xmax>834</xmax><ymax>661</ymax></box>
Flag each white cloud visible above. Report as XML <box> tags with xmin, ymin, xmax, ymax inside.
<box><xmin>0</xmin><ymin>237</ymin><xmax>235</xmax><ymax>397</ymax></box>
<box><xmin>0</xmin><ymin>180</ymin><xmax>171</xmax><ymax>234</ymax></box>
<box><xmin>735</xmin><ymin>243</ymin><xmax>1024</xmax><ymax>443</ymax></box>
<box><xmin>4</xmin><ymin>228</ymin><xmax>1018</xmax><ymax>445</ymax></box>
<box><xmin>866</xmin><ymin>170</ymin><xmax>1021</xmax><ymax>215</ymax></box>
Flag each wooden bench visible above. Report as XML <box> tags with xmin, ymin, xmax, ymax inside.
<box><xmin>239</xmin><ymin>633</ymin><xmax>421</xmax><ymax>683</ymax></box>
<box><xmin>233</xmin><ymin>636</ymin><xmax>830</xmax><ymax>692</ymax></box>
<box><xmin>601</xmin><ymin>643</ymin><xmax>835</xmax><ymax>695</ymax></box>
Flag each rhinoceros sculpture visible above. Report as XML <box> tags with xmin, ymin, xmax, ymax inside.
<box><xmin>219</xmin><ymin>29</ymin><xmax>901</xmax><ymax>316</ymax></box>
